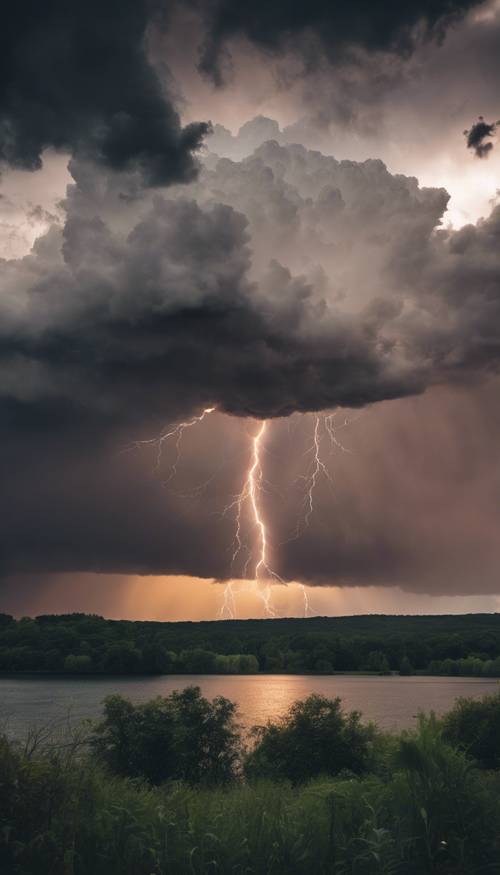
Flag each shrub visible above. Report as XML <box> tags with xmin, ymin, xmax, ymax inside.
<box><xmin>442</xmin><ymin>691</ymin><xmax>500</xmax><ymax>768</ymax></box>
<box><xmin>392</xmin><ymin>715</ymin><xmax>499</xmax><ymax>871</ymax></box>
<box><xmin>3</xmin><ymin>693</ymin><xmax>500</xmax><ymax>874</ymax></box>
<box><xmin>245</xmin><ymin>694</ymin><xmax>376</xmax><ymax>783</ymax></box>
<box><xmin>90</xmin><ymin>686</ymin><xmax>241</xmax><ymax>785</ymax></box>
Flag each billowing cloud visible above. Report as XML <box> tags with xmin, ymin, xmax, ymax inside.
<box><xmin>1</xmin><ymin>126</ymin><xmax>500</xmax><ymax>591</ymax></box>
<box><xmin>2</xmin><ymin>0</ymin><xmax>500</xmax><ymax>608</ymax></box>
<box><xmin>3</xmin><ymin>135</ymin><xmax>500</xmax><ymax>433</ymax></box>
<box><xmin>166</xmin><ymin>1</ymin><xmax>500</xmax><ymax>231</ymax></box>
<box><xmin>0</xmin><ymin>0</ymin><xmax>209</xmax><ymax>184</ymax></box>
<box><xmin>189</xmin><ymin>0</ymin><xmax>482</xmax><ymax>84</ymax></box>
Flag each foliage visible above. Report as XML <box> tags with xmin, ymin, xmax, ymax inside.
<box><xmin>398</xmin><ymin>656</ymin><xmax>413</xmax><ymax>676</ymax></box>
<box><xmin>2</xmin><ymin>705</ymin><xmax>500</xmax><ymax>874</ymax></box>
<box><xmin>3</xmin><ymin>611</ymin><xmax>500</xmax><ymax>676</ymax></box>
<box><xmin>90</xmin><ymin>686</ymin><xmax>240</xmax><ymax>785</ymax></box>
<box><xmin>442</xmin><ymin>690</ymin><xmax>500</xmax><ymax>768</ymax></box>
<box><xmin>3</xmin><ymin>689</ymin><xmax>500</xmax><ymax>873</ymax></box>
<box><xmin>245</xmin><ymin>694</ymin><xmax>377</xmax><ymax>783</ymax></box>
<box><xmin>390</xmin><ymin>715</ymin><xmax>498</xmax><ymax>871</ymax></box>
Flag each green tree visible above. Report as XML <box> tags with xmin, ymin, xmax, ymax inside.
<box><xmin>245</xmin><ymin>694</ymin><xmax>376</xmax><ymax>783</ymax></box>
<box><xmin>180</xmin><ymin>648</ymin><xmax>217</xmax><ymax>673</ymax></box>
<box><xmin>238</xmin><ymin>654</ymin><xmax>259</xmax><ymax>673</ymax></box>
<box><xmin>366</xmin><ymin>651</ymin><xmax>390</xmax><ymax>674</ymax></box>
<box><xmin>141</xmin><ymin>641</ymin><xmax>176</xmax><ymax>673</ymax></box>
<box><xmin>91</xmin><ymin>687</ymin><xmax>240</xmax><ymax>785</ymax></box>
<box><xmin>315</xmin><ymin>658</ymin><xmax>334</xmax><ymax>673</ymax></box>
<box><xmin>102</xmin><ymin>642</ymin><xmax>142</xmax><ymax>673</ymax></box>
<box><xmin>399</xmin><ymin>656</ymin><xmax>414</xmax><ymax>676</ymax></box>
<box><xmin>442</xmin><ymin>691</ymin><xmax>500</xmax><ymax>768</ymax></box>
<box><xmin>64</xmin><ymin>654</ymin><xmax>92</xmax><ymax>673</ymax></box>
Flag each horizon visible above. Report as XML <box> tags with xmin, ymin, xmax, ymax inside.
<box><xmin>5</xmin><ymin>573</ymin><xmax>500</xmax><ymax>621</ymax></box>
<box><xmin>8</xmin><ymin>609</ymin><xmax>500</xmax><ymax>623</ymax></box>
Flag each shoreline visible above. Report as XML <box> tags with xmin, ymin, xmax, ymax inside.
<box><xmin>1</xmin><ymin>670</ymin><xmax>499</xmax><ymax>680</ymax></box>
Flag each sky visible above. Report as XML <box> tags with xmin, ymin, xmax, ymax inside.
<box><xmin>1</xmin><ymin>0</ymin><xmax>500</xmax><ymax>620</ymax></box>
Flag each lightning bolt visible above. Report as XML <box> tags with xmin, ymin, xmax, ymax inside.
<box><xmin>127</xmin><ymin>407</ymin><xmax>216</xmax><ymax>481</ymax></box>
<box><xmin>128</xmin><ymin>407</ymin><xmax>362</xmax><ymax>621</ymax></box>
<box><xmin>292</xmin><ymin>416</ymin><xmax>335</xmax><ymax>617</ymax></box>
<box><xmin>324</xmin><ymin>411</ymin><xmax>355</xmax><ymax>455</ymax></box>
<box><xmin>285</xmin><ymin>410</ymin><xmax>363</xmax><ymax>615</ymax></box>
<box><xmin>126</xmin><ymin>406</ymin><xmax>278</xmax><ymax>619</ymax></box>
<box><xmin>220</xmin><ymin>420</ymin><xmax>282</xmax><ymax>618</ymax></box>
<box><xmin>289</xmin><ymin>409</ymin><xmax>362</xmax><ymax>541</ymax></box>
<box><xmin>286</xmin><ymin>415</ymin><xmax>335</xmax><ymax>544</ymax></box>
<box><xmin>302</xmin><ymin>416</ymin><xmax>335</xmax><ymax>528</ymax></box>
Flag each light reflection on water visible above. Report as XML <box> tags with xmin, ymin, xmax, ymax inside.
<box><xmin>1</xmin><ymin>674</ymin><xmax>499</xmax><ymax>736</ymax></box>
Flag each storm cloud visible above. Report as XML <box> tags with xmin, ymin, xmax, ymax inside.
<box><xmin>0</xmin><ymin>0</ymin><xmax>209</xmax><ymax>185</ymax></box>
<box><xmin>1</xmin><ymin>126</ymin><xmax>500</xmax><ymax>589</ymax></box>
<box><xmin>189</xmin><ymin>0</ymin><xmax>482</xmax><ymax>84</ymax></box>
<box><xmin>3</xmin><ymin>136</ymin><xmax>500</xmax><ymax>432</ymax></box>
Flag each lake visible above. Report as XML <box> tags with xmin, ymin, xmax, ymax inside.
<box><xmin>1</xmin><ymin>674</ymin><xmax>499</xmax><ymax>737</ymax></box>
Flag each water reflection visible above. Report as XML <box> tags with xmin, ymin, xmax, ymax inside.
<box><xmin>1</xmin><ymin>674</ymin><xmax>499</xmax><ymax>737</ymax></box>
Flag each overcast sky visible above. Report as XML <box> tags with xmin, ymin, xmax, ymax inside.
<box><xmin>2</xmin><ymin>0</ymin><xmax>500</xmax><ymax>619</ymax></box>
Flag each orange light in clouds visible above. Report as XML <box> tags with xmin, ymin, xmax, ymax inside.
<box><xmin>9</xmin><ymin>573</ymin><xmax>500</xmax><ymax>621</ymax></box>
<box><xmin>122</xmin><ymin>576</ymin><xmax>313</xmax><ymax>621</ymax></box>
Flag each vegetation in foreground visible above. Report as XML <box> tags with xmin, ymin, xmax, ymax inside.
<box><xmin>4</xmin><ymin>611</ymin><xmax>500</xmax><ymax>676</ymax></box>
<box><xmin>2</xmin><ymin>688</ymin><xmax>500</xmax><ymax>874</ymax></box>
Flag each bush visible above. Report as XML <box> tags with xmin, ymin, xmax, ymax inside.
<box><xmin>245</xmin><ymin>694</ymin><xmax>377</xmax><ymax>783</ymax></box>
<box><xmin>90</xmin><ymin>686</ymin><xmax>241</xmax><ymax>785</ymax></box>
<box><xmin>392</xmin><ymin>715</ymin><xmax>499</xmax><ymax>871</ymax></box>
<box><xmin>3</xmin><ymin>692</ymin><xmax>500</xmax><ymax>874</ymax></box>
<box><xmin>442</xmin><ymin>691</ymin><xmax>500</xmax><ymax>768</ymax></box>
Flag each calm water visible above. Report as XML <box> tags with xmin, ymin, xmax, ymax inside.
<box><xmin>1</xmin><ymin>674</ymin><xmax>499</xmax><ymax>737</ymax></box>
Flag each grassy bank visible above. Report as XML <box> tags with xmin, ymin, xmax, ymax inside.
<box><xmin>2</xmin><ymin>688</ymin><xmax>500</xmax><ymax>874</ymax></box>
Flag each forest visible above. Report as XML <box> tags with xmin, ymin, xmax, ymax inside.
<box><xmin>2</xmin><ymin>611</ymin><xmax>500</xmax><ymax>676</ymax></box>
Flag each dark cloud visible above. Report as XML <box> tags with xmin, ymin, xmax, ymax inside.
<box><xmin>276</xmin><ymin>381</ymin><xmax>500</xmax><ymax>593</ymax></box>
<box><xmin>0</xmin><ymin>0</ymin><xmax>209</xmax><ymax>184</ymax></box>
<box><xmin>2</xmin><ymin>382</ymin><xmax>500</xmax><ymax>597</ymax></box>
<box><xmin>190</xmin><ymin>0</ymin><xmax>482</xmax><ymax>84</ymax></box>
<box><xmin>183</xmin><ymin>0</ymin><xmax>500</xmax><ymax>202</ymax></box>
<box><xmin>3</xmin><ymin>136</ymin><xmax>500</xmax><ymax>430</ymax></box>
<box><xmin>464</xmin><ymin>116</ymin><xmax>500</xmax><ymax>158</ymax></box>
<box><xmin>3</xmin><ymin>131</ymin><xmax>500</xmax><ymax>586</ymax></box>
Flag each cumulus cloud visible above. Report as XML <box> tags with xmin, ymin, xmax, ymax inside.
<box><xmin>0</xmin><ymin>0</ymin><xmax>209</xmax><ymax>185</ymax></box>
<box><xmin>3</xmin><ymin>133</ymin><xmax>500</xmax><ymax>430</ymax></box>
<box><xmin>174</xmin><ymin>0</ymin><xmax>500</xmax><ymax>231</ymax></box>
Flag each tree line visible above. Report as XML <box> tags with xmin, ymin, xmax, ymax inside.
<box><xmin>2</xmin><ymin>611</ymin><xmax>500</xmax><ymax>676</ymax></box>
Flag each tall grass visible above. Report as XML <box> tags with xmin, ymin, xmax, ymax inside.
<box><xmin>2</xmin><ymin>712</ymin><xmax>500</xmax><ymax>873</ymax></box>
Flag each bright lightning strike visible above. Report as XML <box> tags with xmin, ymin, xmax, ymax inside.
<box><xmin>128</xmin><ymin>406</ymin><xmax>361</xmax><ymax>621</ymax></box>
<box><xmin>220</xmin><ymin>420</ymin><xmax>282</xmax><ymax>618</ymax></box>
